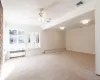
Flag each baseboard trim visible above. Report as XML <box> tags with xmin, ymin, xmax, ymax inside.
<box><xmin>66</xmin><ymin>50</ymin><xmax>95</xmax><ymax>55</ymax></box>
<box><xmin>44</xmin><ymin>48</ymin><xmax>66</xmax><ymax>54</ymax></box>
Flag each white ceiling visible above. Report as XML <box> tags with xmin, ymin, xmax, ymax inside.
<box><xmin>2</xmin><ymin>0</ymin><xmax>94</xmax><ymax>26</ymax></box>
<box><xmin>54</xmin><ymin>10</ymin><xmax>95</xmax><ymax>30</ymax></box>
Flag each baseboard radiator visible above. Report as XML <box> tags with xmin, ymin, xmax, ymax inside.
<box><xmin>43</xmin><ymin>48</ymin><xmax>66</xmax><ymax>54</ymax></box>
<box><xmin>10</xmin><ymin>50</ymin><xmax>26</xmax><ymax>58</ymax></box>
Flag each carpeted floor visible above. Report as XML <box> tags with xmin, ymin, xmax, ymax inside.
<box><xmin>2</xmin><ymin>51</ymin><xmax>100</xmax><ymax>80</ymax></box>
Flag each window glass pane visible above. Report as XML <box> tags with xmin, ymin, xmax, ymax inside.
<box><xmin>9</xmin><ymin>35</ymin><xmax>17</xmax><ymax>44</ymax></box>
<box><xmin>9</xmin><ymin>30</ymin><xmax>17</xmax><ymax>35</ymax></box>
<box><xmin>9</xmin><ymin>29</ymin><xmax>17</xmax><ymax>44</ymax></box>
<box><xmin>36</xmin><ymin>32</ymin><xmax>39</xmax><ymax>43</ymax></box>
<box><xmin>18</xmin><ymin>36</ymin><xmax>24</xmax><ymax>43</ymax></box>
<box><xmin>18</xmin><ymin>30</ymin><xmax>24</xmax><ymax>44</ymax></box>
<box><xmin>28</xmin><ymin>32</ymin><xmax>40</xmax><ymax>49</ymax></box>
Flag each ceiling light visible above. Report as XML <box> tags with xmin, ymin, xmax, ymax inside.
<box><xmin>60</xmin><ymin>27</ymin><xmax>65</xmax><ymax>30</ymax></box>
<box><xmin>80</xmin><ymin>19</ymin><xmax>91</xmax><ymax>24</ymax></box>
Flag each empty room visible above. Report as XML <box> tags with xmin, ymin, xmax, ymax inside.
<box><xmin>0</xmin><ymin>0</ymin><xmax>100</xmax><ymax>80</ymax></box>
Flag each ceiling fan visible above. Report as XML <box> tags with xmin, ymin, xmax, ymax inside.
<box><xmin>38</xmin><ymin>1</ymin><xmax>60</xmax><ymax>23</ymax></box>
<box><xmin>38</xmin><ymin>8</ymin><xmax>45</xmax><ymax>22</ymax></box>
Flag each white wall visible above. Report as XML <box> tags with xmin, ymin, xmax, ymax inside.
<box><xmin>4</xmin><ymin>23</ymin><xmax>95</xmax><ymax>56</ymax></box>
<box><xmin>65</xmin><ymin>24</ymin><xmax>95</xmax><ymax>54</ymax></box>
<box><xmin>95</xmin><ymin>0</ymin><xmax>100</xmax><ymax>75</ymax></box>
<box><xmin>4</xmin><ymin>24</ymin><xmax>66</xmax><ymax>57</ymax></box>
<box><xmin>41</xmin><ymin>29</ymin><xmax>66</xmax><ymax>52</ymax></box>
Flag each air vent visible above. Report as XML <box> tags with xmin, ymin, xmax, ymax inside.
<box><xmin>76</xmin><ymin>1</ymin><xmax>84</xmax><ymax>6</ymax></box>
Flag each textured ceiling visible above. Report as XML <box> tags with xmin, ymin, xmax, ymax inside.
<box><xmin>2</xmin><ymin>0</ymin><xmax>94</xmax><ymax>25</ymax></box>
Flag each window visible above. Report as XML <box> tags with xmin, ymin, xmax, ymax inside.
<box><xmin>28</xmin><ymin>32</ymin><xmax>40</xmax><ymax>49</ymax></box>
<box><xmin>8</xmin><ymin>29</ymin><xmax>25</xmax><ymax>51</ymax></box>
<box><xmin>9</xmin><ymin>29</ymin><xmax>17</xmax><ymax>44</ymax></box>
<box><xmin>9</xmin><ymin>29</ymin><xmax>24</xmax><ymax>44</ymax></box>
<box><xmin>18</xmin><ymin>30</ymin><xmax>24</xmax><ymax>44</ymax></box>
